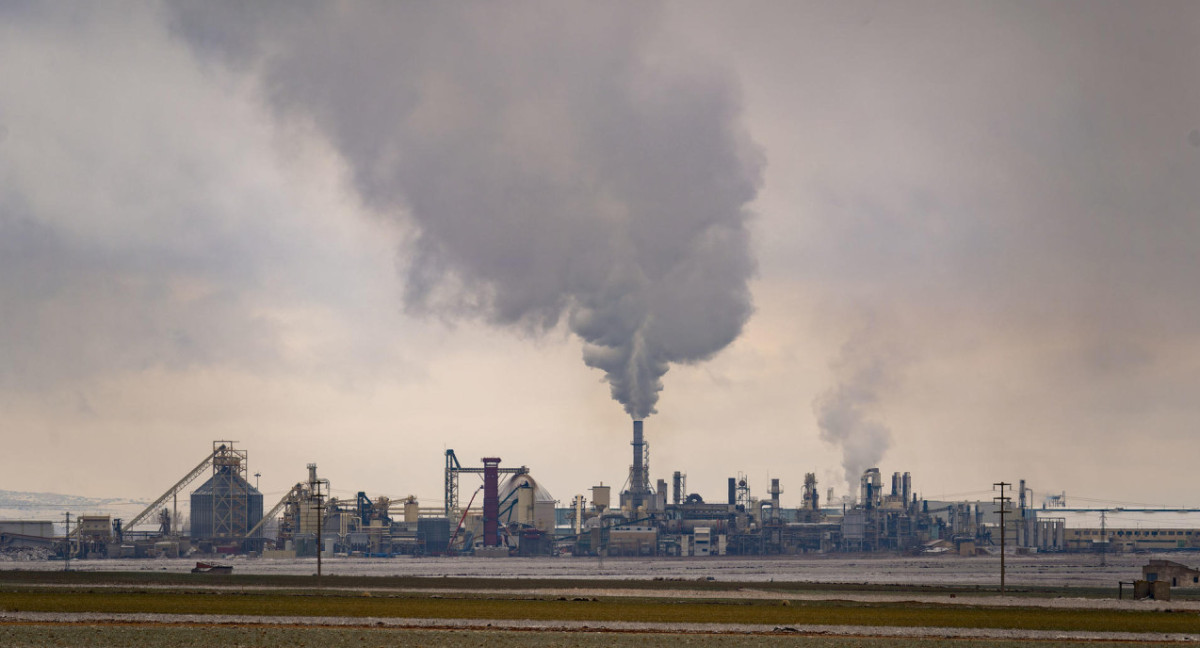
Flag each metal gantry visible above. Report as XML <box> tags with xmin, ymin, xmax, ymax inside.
<box><xmin>211</xmin><ymin>441</ymin><xmax>250</xmax><ymax>540</ymax></box>
<box><xmin>443</xmin><ymin>449</ymin><xmax>528</xmax><ymax>519</ymax></box>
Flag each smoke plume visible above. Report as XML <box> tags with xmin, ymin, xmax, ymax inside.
<box><xmin>169</xmin><ymin>3</ymin><xmax>761</xmax><ymax>419</ymax></box>
<box><xmin>813</xmin><ymin>329</ymin><xmax>897</xmax><ymax>493</ymax></box>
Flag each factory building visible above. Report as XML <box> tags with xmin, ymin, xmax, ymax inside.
<box><xmin>1066</xmin><ymin>528</ymin><xmax>1200</xmax><ymax>552</ymax></box>
<box><xmin>46</xmin><ymin>425</ymin><xmax>1200</xmax><ymax>561</ymax></box>
<box><xmin>0</xmin><ymin>520</ymin><xmax>53</xmax><ymax>538</ymax></box>
<box><xmin>0</xmin><ymin>520</ymin><xmax>56</xmax><ymax>555</ymax></box>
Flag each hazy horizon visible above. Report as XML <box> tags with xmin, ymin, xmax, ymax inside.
<box><xmin>3</xmin><ymin>1</ymin><xmax>1199</xmax><ymax>511</ymax></box>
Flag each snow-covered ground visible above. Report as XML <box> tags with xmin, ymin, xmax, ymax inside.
<box><xmin>2</xmin><ymin>551</ymin><xmax>1186</xmax><ymax>589</ymax></box>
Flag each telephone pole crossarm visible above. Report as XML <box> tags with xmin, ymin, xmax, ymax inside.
<box><xmin>993</xmin><ymin>481</ymin><xmax>1012</xmax><ymax>594</ymax></box>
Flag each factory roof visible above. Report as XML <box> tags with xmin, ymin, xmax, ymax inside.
<box><xmin>499</xmin><ymin>473</ymin><xmax>554</xmax><ymax>503</ymax></box>
<box><xmin>1042</xmin><ymin>510</ymin><xmax>1200</xmax><ymax>529</ymax></box>
<box><xmin>191</xmin><ymin>468</ymin><xmax>261</xmax><ymax>496</ymax></box>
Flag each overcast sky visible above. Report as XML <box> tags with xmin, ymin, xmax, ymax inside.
<box><xmin>2</xmin><ymin>1</ymin><xmax>1198</xmax><ymax>517</ymax></box>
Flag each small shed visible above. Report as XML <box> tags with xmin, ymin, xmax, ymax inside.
<box><xmin>1142</xmin><ymin>560</ymin><xmax>1200</xmax><ymax>588</ymax></box>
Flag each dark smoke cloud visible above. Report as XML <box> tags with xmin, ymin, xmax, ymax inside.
<box><xmin>169</xmin><ymin>2</ymin><xmax>762</xmax><ymax>419</ymax></box>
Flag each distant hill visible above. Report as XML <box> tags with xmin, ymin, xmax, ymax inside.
<box><xmin>0</xmin><ymin>489</ymin><xmax>148</xmax><ymax>524</ymax></box>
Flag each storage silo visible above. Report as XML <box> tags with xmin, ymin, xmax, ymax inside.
<box><xmin>190</xmin><ymin>448</ymin><xmax>263</xmax><ymax>543</ymax></box>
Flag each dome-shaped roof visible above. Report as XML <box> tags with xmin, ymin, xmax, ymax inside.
<box><xmin>499</xmin><ymin>473</ymin><xmax>554</xmax><ymax>503</ymax></box>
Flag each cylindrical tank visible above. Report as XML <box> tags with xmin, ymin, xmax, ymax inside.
<box><xmin>517</xmin><ymin>485</ymin><xmax>534</xmax><ymax>524</ymax></box>
<box><xmin>190</xmin><ymin>490</ymin><xmax>213</xmax><ymax>539</ymax></box>
<box><xmin>404</xmin><ymin>499</ymin><xmax>419</xmax><ymax>523</ymax></box>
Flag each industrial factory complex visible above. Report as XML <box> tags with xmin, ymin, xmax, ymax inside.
<box><xmin>5</xmin><ymin>422</ymin><xmax>1200</xmax><ymax>562</ymax></box>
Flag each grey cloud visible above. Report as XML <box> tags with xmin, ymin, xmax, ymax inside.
<box><xmin>0</xmin><ymin>5</ymin><xmax>373</xmax><ymax>391</ymax></box>
<box><xmin>790</xmin><ymin>1</ymin><xmax>1200</xmax><ymax>336</ymax></box>
<box><xmin>170</xmin><ymin>2</ymin><xmax>763</xmax><ymax>419</ymax></box>
<box><xmin>0</xmin><ymin>203</ymin><xmax>279</xmax><ymax>390</ymax></box>
<box><xmin>667</xmin><ymin>0</ymin><xmax>1200</xmax><ymax>479</ymax></box>
<box><xmin>781</xmin><ymin>23</ymin><xmax>1188</xmax><ymax>323</ymax></box>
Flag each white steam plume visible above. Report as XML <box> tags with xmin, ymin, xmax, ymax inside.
<box><xmin>169</xmin><ymin>2</ymin><xmax>762</xmax><ymax>419</ymax></box>
<box><xmin>813</xmin><ymin>329</ymin><xmax>898</xmax><ymax>493</ymax></box>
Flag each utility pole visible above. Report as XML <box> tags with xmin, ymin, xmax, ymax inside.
<box><xmin>993</xmin><ymin>482</ymin><xmax>1011</xmax><ymax>594</ymax></box>
<box><xmin>64</xmin><ymin>512</ymin><xmax>71</xmax><ymax>572</ymax></box>
<box><xmin>1099</xmin><ymin>510</ymin><xmax>1107</xmax><ymax>567</ymax></box>
<box><xmin>308</xmin><ymin>463</ymin><xmax>327</xmax><ymax>578</ymax></box>
<box><xmin>315</xmin><ymin>486</ymin><xmax>323</xmax><ymax>577</ymax></box>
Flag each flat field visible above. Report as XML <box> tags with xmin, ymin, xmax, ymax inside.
<box><xmin>0</xmin><ymin>625</ymin><xmax>1186</xmax><ymax>648</ymax></box>
<box><xmin>3</xmin><ymin>554</ymin><xmax>1200</xmax><ymax>646</ymax></box>
<box><xmin>0</xmin><ymin>551</ymin><xmax>1169</xmax><ymax>588</ymax></box>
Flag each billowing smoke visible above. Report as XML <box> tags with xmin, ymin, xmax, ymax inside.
<box><xmin>169</xmin><ymin>3</ymin><xmax>761</xmax><ymax>419</ymax></box>
<box><xmin>813</xmin><ymin>329</ymin><xmax>898</xmax><ymax>494</ymax></box>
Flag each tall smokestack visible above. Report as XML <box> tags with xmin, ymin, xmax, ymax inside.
<box><xmin>769</xmin><ymin>478</ymin><xmax>782</xmax><ymax>523</ymax></box>
<box><xmin>632</xmin><ymin>420</ymin><xmax>644</xmax><ymax>482</ymax></box>
<box><xmin>482</xmin><ymin>457</ymin><xmax>501</xmax><ymax>547</ymax></box>
<box><xmin>628</xmin><ymin>420</ymin><xmax>649</xmax><ymax>512</ymax></box>
<box><xmin>804</xmin><ymin>473</ymin><xmax>819</xmax><ymax>511</ymax></box>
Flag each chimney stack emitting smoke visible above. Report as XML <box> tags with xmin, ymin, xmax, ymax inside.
<box><xmin>627</xmin><ymin>420</ymin><xmax>651</xmax><ymax>511</ymax></box>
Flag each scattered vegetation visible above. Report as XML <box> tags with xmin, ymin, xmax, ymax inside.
<box><xmin>0</xmin><ymin>568</ymin><xmax>1183</xmax><ymax>599</ymax></box>
<box><xmin>2</xmin><ymin>587</ymin><xmax>1199</xmax><ymax>634</ymax></box>
<box><xmin>0</xmin><ymin>625</ymin><xmax>1184</xmax><ymax>648</ymax></box>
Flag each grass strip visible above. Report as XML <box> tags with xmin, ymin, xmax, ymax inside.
<box><xmin>2</xmin><ymin>590</ymin><xmax>1199</xmax><ymax>634</ymax></box>
<box><xmin>0</xmin><ymin>625</ymin><xmax>1178</xmax><ymax>648</ymax></box>
<box><xmin>0</xmin><ymin>570</ymin><xmax>1166</xmax><ymax>600</ymax></box>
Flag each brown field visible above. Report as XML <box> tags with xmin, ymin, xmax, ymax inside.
<box><xmin>3</xmin><ymin>565</ymin><xmax>1199</xmax><ymax>646</ymax></box>
<box><xmin>0</xmin><ymin>624</ymin><xmax>1186</xmax><ymax>648</ymax></box>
